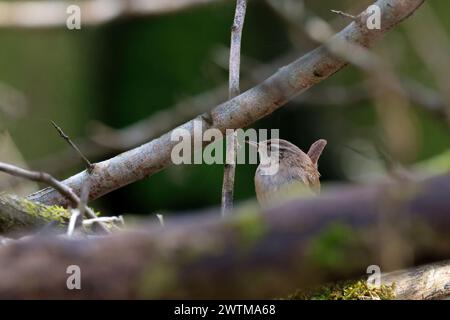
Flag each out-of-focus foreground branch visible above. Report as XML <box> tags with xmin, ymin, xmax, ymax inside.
<box><xmin>27</xmin><ymin>0</ymin><xmax>426</xmax><ymax>207</ymax></box>
<box><xmin>0</xmin><ymin>173</ymin><xmax>449</xmax><ymax>298</ymax></box>
<box><xmin>0</xmin><ymin>0</ymin><xmax>228</xmax><ymax>28</ymax></box>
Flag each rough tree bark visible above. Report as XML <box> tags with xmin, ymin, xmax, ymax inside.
<box><xmin>0</xmin><ymin>173</ymin><xmax>448</xmax><ymax>299</ymax></box>
<box><xmin>382</xmin><ymin>260</ymin><xmax>450</xmax><ymax>300</ymax></box>
<box><xmin>27</xmin><ymin>0</ymin><xmax>426</xmax><ymax>207</ymax></box>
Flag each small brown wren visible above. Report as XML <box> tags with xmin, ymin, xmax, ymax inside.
<box><xmin>247</xmin><ymin>139</ymin><xmax>327</xmax><ymax>208</ymax></box>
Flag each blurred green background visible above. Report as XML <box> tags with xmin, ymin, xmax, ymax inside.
<box><xmin>0</xmin><ymin>0</ymin><xmax>448</xmax><ymax>216</ymax></box>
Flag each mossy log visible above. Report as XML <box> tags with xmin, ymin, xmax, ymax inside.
<box><xmin>0</xmin><ymin>193</ymin><xmax>69</xmax><ymax>235</ymax></box>
<box><xmin>288</xmin><ymin>261</ymin><xmax>450</xmax><ymax>300</ymax></box>
<box><xmin>0</xmin><ymin>174</ymin><xmax>448</xmax><ymax>299</ymax></box>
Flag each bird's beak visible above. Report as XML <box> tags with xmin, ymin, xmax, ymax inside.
<box><xmin>245</xmin><ymin>140</ymin><xmax>259</xmax><ymax>148</ymax></box>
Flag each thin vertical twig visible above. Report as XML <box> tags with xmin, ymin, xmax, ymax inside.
<box><xmin>78</xmin><ymin>178</ymin><xmax>92</xmax><ymax>219</ymax></box>
<box><xmin>221</xmin><ymin>0</ymin><xmax>247</xmax><ymax>217</ymax></box>
<box><xmin>66</xmin><ymin>209</ymin><xmax>80</xmax><ymax>237</ymax></box>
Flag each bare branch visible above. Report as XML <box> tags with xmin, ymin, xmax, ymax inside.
<box><xmin>268</xmin><ymin>0</ymin><xmax>408</xmax><ymax>99</ymax></box>
<box><xmin>228</xmin><ymin>0</ymin><xmax>246</xmax><ymax>100</ymax></box>
<box><xmin>222</xmin><ymin>0</ymin><xmax>247</xmax><ymax>217</ymax></box>
<box><xmin>330</xmin><ymin>9</ymin><xmax>357</xmax><ymax>20</ymax></box>
<box><xmin>51</xmin><ymin>121</ymin><xmax>94</xmax><ymax>172</ymax></box>
<box><xmin>49</xmin><ymin>122</ymin><xmax>98</xmax><ymax>234</ymax></box>
<box><xmin>66</xmin><ymin>209</ymin><xmax>80</xmax><ymax>237</ymax></box>
<box><xmin>1</xmin><ymin>162</ymin><xmax>77</xmax><ymax>207</ymax></box>
<box><xmin>0</xmin><ymin>162</ymin><xmax>109</xmax><ymax>233</ymax></box>
<box><xmin>306</xmin><ymin>11</ymin><xmax>418</xmax><ymax>160</ymax></box>
<box><xmin>31</xmin><ymin>59</ymin><xmax>446</xmax><ymax>176</ymax></box>
<box><xmin>78</xmin><ymin>178</ymin><xmax>91</xmax><ymax>219</ymax></box>
<box><xmin>269</xmin><ymin>0</ymin><xmax>425</xmax><ymax>161</ymax></box>
<box><xmin>27</xmin><ymin>0</ymin><xmax>426</xmax><ymax>207</ymax></box>
<box><xmin>30</xmin><ymin>53</ymin><xmax>294</xmax><ymax>174</ymax></box>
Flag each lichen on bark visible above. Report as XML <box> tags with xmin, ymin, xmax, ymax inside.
<box><xmin>0</xmin><ymin>193</ymin><xmax>70</xmax><ymax>234</ymax></box>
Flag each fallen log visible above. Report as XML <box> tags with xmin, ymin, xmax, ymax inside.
<box><xmin>0</xmin><ymin>173</ymin><xmax>448</xmax><ymax>298</ymax></box>
<box><xmin>382</xmin><ymin>260</ymin><xmax>450</xmax><ymax>300</ymax></box>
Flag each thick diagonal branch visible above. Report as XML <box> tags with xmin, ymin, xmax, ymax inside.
<box><xmin>28</xmin><ymin>0</ymin><xmax>426</xmax><ymax>207</ymax></box>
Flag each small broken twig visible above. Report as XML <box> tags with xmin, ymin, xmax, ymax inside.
<box><xmin>50</xmin><ymin>121</ymin><xmax>100</xmax><ymax>233</ymax></box>
<box><xmin>51</xmin><ymin>121</ymin><xmax>95</xmax><ymax>172</ymax></box>
<box><xmin>66</xmin><ymin>209</ymin><xmax>81</xmax><ymax>237</ymax></box>
<box><xmin>330</xmin><ymin>9</ymin><xmax>357</xmax><ymax>20</ymax></box>
<box><xmin>156</xmin><ymin>214</ymin><xmax>165</xmax><ymax>227</ymax></box>
<box><xmin>67</xmin><ymin>179</ymin><xmax>92</xmax><ymax>236</ymax></box>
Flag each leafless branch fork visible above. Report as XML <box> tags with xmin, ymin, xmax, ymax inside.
<box><xmin>0</xmin><ymin>162</ymin><xmax>109</xmax><ymax>233</ymax></box>
<box><xmin>26</xmin><ymin>0</ymin><xmax>426</xmax><ymax>207</ymax></box>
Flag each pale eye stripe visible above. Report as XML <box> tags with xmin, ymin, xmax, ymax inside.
<box><xmin>278</xmin><ymin>145</ymin><xmax>300</xmax><ymax>154</ymax></box>
<box><xmin>265</xmin><ymin>140</ymin><xmax>302</xmax><ymax>155</ymax></box>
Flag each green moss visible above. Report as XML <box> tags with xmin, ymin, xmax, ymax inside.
<box><xmin>138</xmin><ymin>259</ymin><xmax>178</xmax><ymax>298</ymax></box>
<box><xmin>0</xmin><ymin>193</ymin><xmax>72</xmax><ymax>233</ymax></box>
<box><xmin>230</xmin><ymin>207</ymin><xmax>267</xmax><ymax>249</ymax></box>
<box><xmin>308</xmin><ymin>223</ymin><xmax>362</xmax><ymax>269</ymax></box>
<box><xmin>287</xmin><ymin>279</ymin><xmax>396</xmax><ymax>300</ymax></box>
<box><xmin>19</xmin><ymin>198</ymin><xmax>69</xmax><ymax>224</ymax></box>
